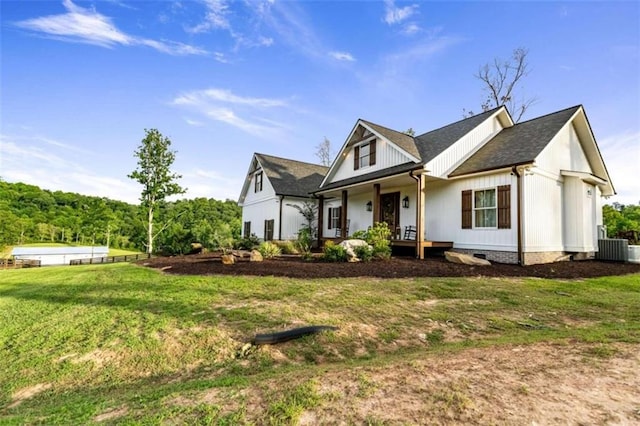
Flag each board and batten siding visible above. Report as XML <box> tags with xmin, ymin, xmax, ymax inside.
<box><xmin>242</xmin><ymin>168</ymin><xmax>276</xmax><ymax>205</ymax></box>
<box><xmin>521</xmin><ymin>172</ymin><xmax>565</xmax><ymax>252</ymax></box>
<box><xmin>560</xmin><ymin>177</ymin><xmax>598</xmax><ymax>252</ymax></box>
<box><xmin>342</xmin><ymin>192</ymin><xmax>372</xmax><ymax>237</ymax></box>
<box><xmin>330</xmin><ymin>137</ymin><xmax>416</xmax><ymax>183</ymax></box>
<box><xmin>424</xmin><ymin>172</ymin><xmax>517</xmax><ymax>251</ymax></box>
<box><xmin>425</xmin><ymin>116</ymin><xmax>503</xmax><ymax>178</ymax></box>
<box><xmin>241</xmin><ymin>197</ymin><xmax>279</xmax><ymax>240</ymax></box>
<box><xmin>280</xmin><ymin>198</ymin><xmax>316</xmax><ymax>240</ymax></box>
<box><xmin>535</xmin><ymin>123</ymin><xmax>592</xmax><ymax>177</ymax></box>
<box><xmin>528</xmin><ymin>121</ymin><xmax>601</xmax><ymax>253</ymax></box>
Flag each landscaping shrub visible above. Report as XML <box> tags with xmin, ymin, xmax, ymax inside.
<box><xmin>235</xmin><ymin>233</ymin><xmax>260</xmax><ymax>250</ymax></box>
<box><xmin>322</xmin><ymin>240</ymin><xmax>347</xmax><ymax>262</ymax></box>
<box><xmin>295</xmin><ymin>227</ymin><xmax>314</xmax><ymax>261</ymax></box>
<box><xmin>354</xmin><ymin>244</ymin><xmax>374</xmax><ymax>262</ymax></box>
<box><xmin>258</xmin><ymin>241</ymin><xmax>281</xmax><ymax>259</ymax></box>
<box><xmin>212</xmin><ymin>224</ymin><xmax>235</xmax><ymax>254</ymax></box>
<box><xmin>351</xmin><ymin>229</ymin><xmax>368</xmax><ymax>240</ymax></box>
<box><xmin>274</xmin><ymin>240</ymin><xmax>299</xmax><ymax>255</ymax></box>
<box><xmin>367</xmin><ymin>222</ymin><xmax>392</xmax><ymax>260</ymax></box>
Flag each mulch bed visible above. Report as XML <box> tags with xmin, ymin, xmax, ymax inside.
<box><xmin>139</xmin><ymin>252</ymin><xmax>640</xmax><ymax>279</ymax></box>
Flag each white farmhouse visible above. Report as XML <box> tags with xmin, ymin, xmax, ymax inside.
<box><xmin>238</xmin><ymin>153</ymin><xmax>328</xmax><ymax>241</ymax></box>
<box><xmin>239</xmin><ymin>105</ymin><xmax>615</xmax><ymax>265</ymax></box>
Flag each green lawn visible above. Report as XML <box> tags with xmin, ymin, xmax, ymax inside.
<box><xmin>0</xmin><ymin>264</ymin><xmax>638</xmax><ymax>424</ymax></box>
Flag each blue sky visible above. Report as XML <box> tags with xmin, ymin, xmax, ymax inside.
<box><xmin>1</xmin><ymin>0</ymin><xmax>638</xmax><ymax>205</ymax></box>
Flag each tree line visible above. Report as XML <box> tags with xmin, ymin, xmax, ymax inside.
<box><xmin>0</xmin><ymin>179</ymin><xmax>241</xmax><ymax>255</ymax></box>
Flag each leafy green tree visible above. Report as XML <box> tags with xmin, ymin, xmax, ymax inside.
<box><xmin>603</xmin><ymin>203</ymin><xmax>640</xmax><ymax>238</ymax></box>
<box><xmin>128</xmin><ymin>129</ymin><xmax>186</xmax><ymax>254</ymax></box>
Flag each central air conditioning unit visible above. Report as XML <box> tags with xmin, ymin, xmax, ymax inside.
<box><xmin>596</xmin><ymin>239</ymin><xmax>628</xmax><ymax>262</ymax></box>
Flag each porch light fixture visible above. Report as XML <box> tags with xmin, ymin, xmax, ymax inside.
<box><xmin>366</xmin><ymin>201</ymin><xmax>372</xmax><ymax>211</ymax></box>
<box><xmin>402</xmin><ymin>196</ymin><xmax>409</xmax><ymax>208</ymax></box>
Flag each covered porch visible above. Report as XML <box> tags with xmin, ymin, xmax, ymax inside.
<box><xmin>315</xmin><ymin>167</ymin><xmax>453</xmax><ymax>259</ymax></box>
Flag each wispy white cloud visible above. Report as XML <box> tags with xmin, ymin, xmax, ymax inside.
<box><xmin>329</xmin><ymin>51</ymin><xmax>355</xmax><ymax>62</ymax></box>
<box><xmin>182</xmin><ymin>168</ymin><xmax>242</xmax><ymax>200</ymax></box>
<box><xmin>184</xmin><ymin>0</ymin><xmax>275</xmax><ymax>53</ymax></box>
<box><xmin>185</xmin><ymin>118</ymin><xmax>204</xmax><ymax>127</ymax></box>
<box><xmin>598</xmin><ymin>131</ymin><xmax>640</xmax><ymax>205</ymax></box>
<box><xmin>186</xmin><ymin>0</ymin><xmax>230</xmax><ymax>33</ymax></box>
<box><xmin>172</xmin><ymin>88</ymin><xmax>289</xmax><ymax>137</ymax></box>
<box><xmin>174</xmin><ymin>88</ymin><xmax>287</xmax><ymax>108</ymax></box>
<box><xmin>384</xmin><ymin>0</ymin><xmax>418</xmax><ymax>25</ymax></box>
<box><xmin>383</xmin><ymin>36</ymin><xmax>464</xmax><ymax>67</ymax></box>
<box><xmin>0</xmin><ymin>132</ymin><xmax>240</xmax><ymax>203</ymax></box>
<box><xmin>0</xmin><ymin>135</ymin><xmax>140</xmax><ymax>203</ymax></box>
<box><xmin>401</xmin><ymin>23</ymin><xmax>421</xmax><ymax>35</ymax></box>
<box><xmin>14</xmin><ymin>0</ymin><xmax>208</xmax><ymax>56</ymax></box>
<box><xmin>104</xmin><ymin>0</ymin><xmax>138</xmax><ymax>11</ymax></box>
<box><xmin>258</xmin><ymin>1</ymin><xmax>322</xmax><ymax>59</ymax></box>
<box><xmin>213</xmin><ymin>52</ymin><xmax>229</xmax><ymax>63</ymax></box>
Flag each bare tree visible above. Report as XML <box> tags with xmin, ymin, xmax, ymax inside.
<box><xmin>467</xmin><ymin>47</ymin><xmax>536</xmax><ymax>123</ymax></box>
<box><xmin>315</xmin><ymin>137</ymin><xmax>332</xmax><ymax>166</ymax></box>
<box><xmin>404</xmin><ymin>128</ymin><xmax>415</xmax><ymax>136</ymax></box>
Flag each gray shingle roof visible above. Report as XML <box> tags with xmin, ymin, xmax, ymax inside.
<box><xmin>449</xmin><ymin>105</ymin><xmax>581</xmax><ymax>177</ymax></box>
<box><xmin>255</xmin><ymin>153</ymin><xmax>329</xmax><ymax>197</ymax></box>
<box><xmin>414</xmin><ymin>106</ymin><xmax>503</xmax><ymax>163</ymax></box>
<box><xmin>360</xmin><ymin>119</ymin><xmax>420</xmax><ymax>159</ymax></box>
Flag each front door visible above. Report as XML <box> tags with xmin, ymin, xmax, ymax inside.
<box><xmin>379</xmin><ymin>192</ymin><xmax>400</xmax><ymax>237</ymax></box>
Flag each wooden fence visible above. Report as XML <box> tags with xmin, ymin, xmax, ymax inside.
<box><xmin>1</xmin><ymin>259</ymin><xmax>41</xmax><ymax>269</ymax></box>
<box><xmin>69</xmin><ymin>253</ymin><xmax>152</xmax><ymax>265</ymax></box>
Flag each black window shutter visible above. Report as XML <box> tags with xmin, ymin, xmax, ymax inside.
<box><xmin>461</xmin><ymin>190</ymin><xmax>472</xmax><ymax>229</ymax></box>
<box><xmin>370</xmin><ymin>140</ymin><xmax>376</xmax><ymax>166</ymax></box>
<box><xmin>498</xmin><ymin>185</ymin><xmax>511</xmax><ymax>229</ymax></box>
<box><xmin>354</xmin><ymin>146</ymin><xmax>360</xmax><ymax>170</ymax></box>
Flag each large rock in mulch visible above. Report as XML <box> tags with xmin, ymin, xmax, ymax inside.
<box><xmin>250</xmin><ymin>250</ymin><xmax>263</xmax><ymax>262</ymax></box>
<box><xmin>189</xmin><ymin>243</ymin><xmax>203</xmax><ymax>254</ymax></box>
<box><xmin>339</xmin><ymin>239</ymin><xmax>371</xmax><ymax>262</ymax></box>
<box><xmin>445</xmin><ymin>251</ymin><xmax>491</xmax><ymax>266</ymax></box>
<box><xmin>232</xmin><ymin>250</ymin><xmax>251</xmax><ymax>258</ymax></box>
<box><xmin>221</xmin><ymin>254</ymin><xmax>235</xmax><ymax>265</ymax></box>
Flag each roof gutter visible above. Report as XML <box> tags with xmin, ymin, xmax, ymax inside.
<box><xmin>278</xmin><ymin>195</ymin><xmax>284</xmax><ymax>240</ymax></box>
<box><xmin>409</xmin><ymin>170</ymin><xmax>423</xmax><ymax>259</ymax></box>
<box><xmin>512</xmin><ymin>165</ymin><xmax>524</xmax><ymax>266</ymax></box>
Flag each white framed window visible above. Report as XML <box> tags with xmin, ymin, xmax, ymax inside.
<box><xmin>254</xmin><ymin>171</ymin><xmax>263</xmax><ymax>192</ymax></box>
<box><xmin>359</xmin><ymin>142</ymin><xmax>370</xmax><ymax>168</ymax></box>
<box><xmin>474</xmin><ymin>188</ymin><xmax>496</xmax><ymax>228</ymax></box>
<box><xmin>353</xmin><ymin>139</ymin><xmax>376</xmax><ymax>170</ymax></box>
<box><xmin>328</xmin><ymin>206</ymin><xmax>341</xmax><ymax>229</ymax></box>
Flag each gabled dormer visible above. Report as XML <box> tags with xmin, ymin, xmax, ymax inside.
<box><xmin>238</xmin><ymin>154</ymin><xmax>273</xmax><ymax>205</ymax></box>
<box><xmin>238</xmin><ymin>153</ymin><xmax>329</xmax><ymax>205</ymax></box>
<box><xmin>320</xmin><ymin>119</ymin><xmax>421</xmax><ymax>188</ymax></box>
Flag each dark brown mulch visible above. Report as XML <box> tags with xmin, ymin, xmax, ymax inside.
<box><xmin>138</xmin><ymin>252</ymin><xmax>640</xmax><ymax>279</ymax></box>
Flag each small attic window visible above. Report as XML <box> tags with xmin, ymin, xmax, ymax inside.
<box><xmin>353</xmin><ymin>139</ymin><xmax>377</xmax><ymax>170</ymax></box>
<box><xmin>254</xmin><ymin>171</ymin><xmax>263</xmax><ymax>192</ymax></box>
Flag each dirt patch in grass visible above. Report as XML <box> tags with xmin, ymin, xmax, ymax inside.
<box><xmin>140</xmin><ymin>253</ymin><xmax>640</xmax><ymax>279</ymax></box>
<box><xmin>245</xmin><ymin>342</ymin><xmax>640</xmax><ymax>424</ymax></box>
<box><xmin>94</xmin><ymin>406</ymin><xmax>128</xmax><ymax>422</ymax></box>
<box><xmin>8</xmin><ymin>383</ymin><xmax>52</xmax><ymax>409</ymax></box>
